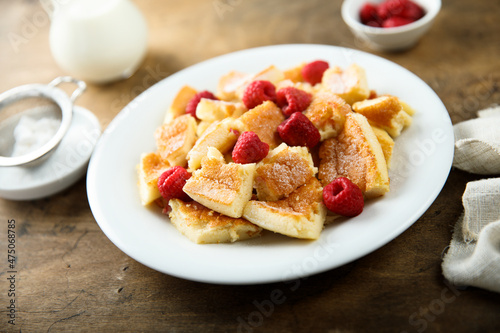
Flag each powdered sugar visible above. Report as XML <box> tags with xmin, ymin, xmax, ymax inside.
<box><xmin>11</xmin><ymin>115</ymin><xmax>61</xmax><ymax>157</ymax></box>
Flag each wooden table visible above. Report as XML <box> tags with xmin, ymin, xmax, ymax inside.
<box><xmin>1</xmin><ymin>0</ymin><xmax>500</xmax><ymax>332</ymax></box>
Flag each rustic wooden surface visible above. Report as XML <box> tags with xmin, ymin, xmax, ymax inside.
<box><xmin>1</xmin><ymin>0</ymin><xmax>500</xmax><ymax>332</ymax></box>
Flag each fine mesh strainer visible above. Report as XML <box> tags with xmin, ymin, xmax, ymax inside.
<box><xmin>0</xmin><ymin>76</ymin><xmax>86</xmax><ymax>167</ymax></box>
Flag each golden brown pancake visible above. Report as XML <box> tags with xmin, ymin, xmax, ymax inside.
<box><xmin>243</xmin><ymin>178</ymin><xmax>326</xmax><ymax>240</ymax></box>
<box><xmin>155</xmin><ymin>114</ymin><xmax>197</xmax><ymax>166</ymax></box>
<box><xmin>371</xmin><ymin>126</ymin><xmax>394</xmax><ymax>169</ymax></box>
<box><xmin>318</xmin><ymin>112</ymin><xmax>389</xmax><ymax>198</ymax></box>
<box><xmin>183</xmin><ymin>148</ymin><xmax>256</xmax><ymax>218</ymax></box>
<box><xmin>321</xmin><ymin>64</ymin><xmax>370</xmax><ymax>105</ymax></box>
<box><xmin>254</xmin><ymin>143</ymin><xmax>317</xmax><ymax>201</ymax></box>
<box><xmin>195</xmin><ymin>98</ymin><xmax>247</xmax><ymax>123</ymax></box>
<box><xmin>169</xmin><ymin>199</ymin><xmax>262</xmax><ymax>244</ymax></box>
<box><xmin>303</xmin><ymin>91</ymin><xmax>352</xmax><ymax>140</ymax></box>
<box><xmin>137</xmin><ymin>152</ymin><xmax>170</xmax><ymax>205</ymax></box>
<box><xmin>237</xmin><ymin>101</ymin><xmax>285</xmax><ymax>149</ymax></box>
<box><xmin>186</xmin><ymin>117</ymin><xmax>240</xmax><ymax>171</ymax></box>
<box><xmin>163</xmin><ymin>85</ymin><xmax>198</xmax><ymax>124</ymax></box>
<box><xmin>352</xmin><ymin>95</ymin><xmax>412</xmax><ymax>137</ymax></box>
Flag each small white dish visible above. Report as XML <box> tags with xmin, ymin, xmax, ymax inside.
<box><xmin>87</xmin><ymin>44</ymin><xmax>454</xmax><ymax>285</ymax></box>
<box><xmin>0</xmin><ymin>106</ymin><xmax>101</xmax><ymax>200</ymax></box>
<box><xmin>341</xmin><ymin>0</ymin><xmax>441</xmax><ymax>51</ymax></box>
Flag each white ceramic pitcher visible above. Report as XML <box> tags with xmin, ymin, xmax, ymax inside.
<box><xmin>49</xmin><ymin>0</ymin><xmax>148</xmax><ymax>84</ymax></box>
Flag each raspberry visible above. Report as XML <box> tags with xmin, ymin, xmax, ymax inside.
<box><xmin>377</xmin><ymin>0</ymin><xmax>405</xmax><ymax>20</ymax></box>
<box><xmin>242</xmin><ymin>80</ymin><xmax>277</xmax><ymax>109</ymax></box>
<box><xmin>185</xmin><ymin>91</ymin><xmax>218</xmax><ymax>118</ymax></box>
<box><xmin>277</xmin><ymin>112</ymin><xmax>321</xmax><ymax>149</ymax></box>
<box><xmin>399</xmin><ymin>1</ymin><xmax>424</xmax><ymax>21</ymax></box>
<box><xmin>378</xmin><ymin>0</ymin><xmax>423</xmax><ymax>20</ymax></box>
<box><xmin>232</xmin><ymin>131</ymin><xmax>269</xmax><ymax>164</ymax></box>
<box><xmin>301</xmin><ymin>60</ymin><xmax>329</xmax><ymax>85</ymax></box>
<box><xmin>323</xmin><ymin>177</ymin><xmax>364</xmax><ymax>217</ymax></box>
<box><xmin>382</xmin><ymin>16</ymin><xmax>415</xmax><ymax>28</ymax></box>
<box><xmin>360</xmin><ymin>3</ymin><xmax>380</xmax><ymax>25</ymax></box>
<box><xmin>276</xmin><ymin>87</ymin><xmax>313</xmax><ymax>117</ymax></box>
<box><xmin>362</xmin><ymin>0</ymin><xmax>424</xmax><ymax>28</ymax></box>
<box><xmin>157</xmin><ymin>166</ymin><xmax>191</xmax><ymax>202</ymax></box>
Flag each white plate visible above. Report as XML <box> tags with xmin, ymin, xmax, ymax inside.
<box><xmin>87</xmin><ymin>44</ymin><xmax>454</xmax><ymax>285</ymax></box>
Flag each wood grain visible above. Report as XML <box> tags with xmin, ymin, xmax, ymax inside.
<box><xmin>1</xmin><ymin>0</ymin><xmax>500</xmax><ymax>332</ymax></box>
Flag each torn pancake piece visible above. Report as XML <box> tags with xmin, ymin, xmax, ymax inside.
<box><xmin>318</xmin><ymin>112</ymin><xmax>389</xmax><ymax>199</ymax></box>
<box><xmin>254</xmin><ymin>143</ymin><xmax>317</xmax><ymax>201</ymax></box>
<box><xmin>183</xmin><ymin>147</ymin><xmax>256</xmax><ymax>218</ymax></box>
<box><xmin>243</xmin><ymin>178</ymin><xmax>326</xmax><ymax>240</ymax></box>
<box><xmin>352</xmin><ymin>95</ymin><xmax>412</xmax><ymax>138</ymax></box>
<box><xmin>137</xmin><ymin>152</ymin><xmax>170</xmax><ymax>206</ymax></box>
<box><xmin>155</xmin><ymin>114</ymin><xmax>197</xmax><ymax>166</ymax></box>
<box><xmin>169</xmin><ymin>199</ymin><xmax>262</xmax><ymax>244</ymax></box>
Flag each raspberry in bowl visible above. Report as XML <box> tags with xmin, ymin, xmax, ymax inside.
<box><xmin>341</xmin><ymin>0</ymin><xmax>441</xmax><ymax>51</ymax></box>
<box><xmin>360</xmin><ymin>0</ymin><xmax>426</xmax><ymax>28</ymax></box>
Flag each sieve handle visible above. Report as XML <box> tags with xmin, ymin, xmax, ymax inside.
<box><xmin>48</xmin><ymin>76</ymin><xmax>87</xmax><ymax>103</ymax></box>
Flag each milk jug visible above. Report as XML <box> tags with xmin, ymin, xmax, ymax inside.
<box><xmin>49</xmin><ymin>0</ymin><xmax>148</xmax><ymax>84</ymax></box>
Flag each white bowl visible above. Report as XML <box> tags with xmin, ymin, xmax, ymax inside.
<box><xmin>341</xmin><ymin>0</ymin><xmax>441</xmax><ymax>51</ymax></box>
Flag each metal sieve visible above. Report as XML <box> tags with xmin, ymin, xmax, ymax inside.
<box><xmin>0</xmin><ymin>76</ymin><xmax>86</xmax><ymax>167</ymax></box>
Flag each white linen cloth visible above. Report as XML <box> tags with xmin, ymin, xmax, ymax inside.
<box><xmin>442</xmin><ymin>106</ymin><xmax>500</xmax><ymax>293</ymax></box>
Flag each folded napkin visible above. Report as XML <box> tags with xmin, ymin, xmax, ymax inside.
<box><xmin>442</xmin><ymin>106</ymin><xmax>500</xmax><ymax>293</ymax></box>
